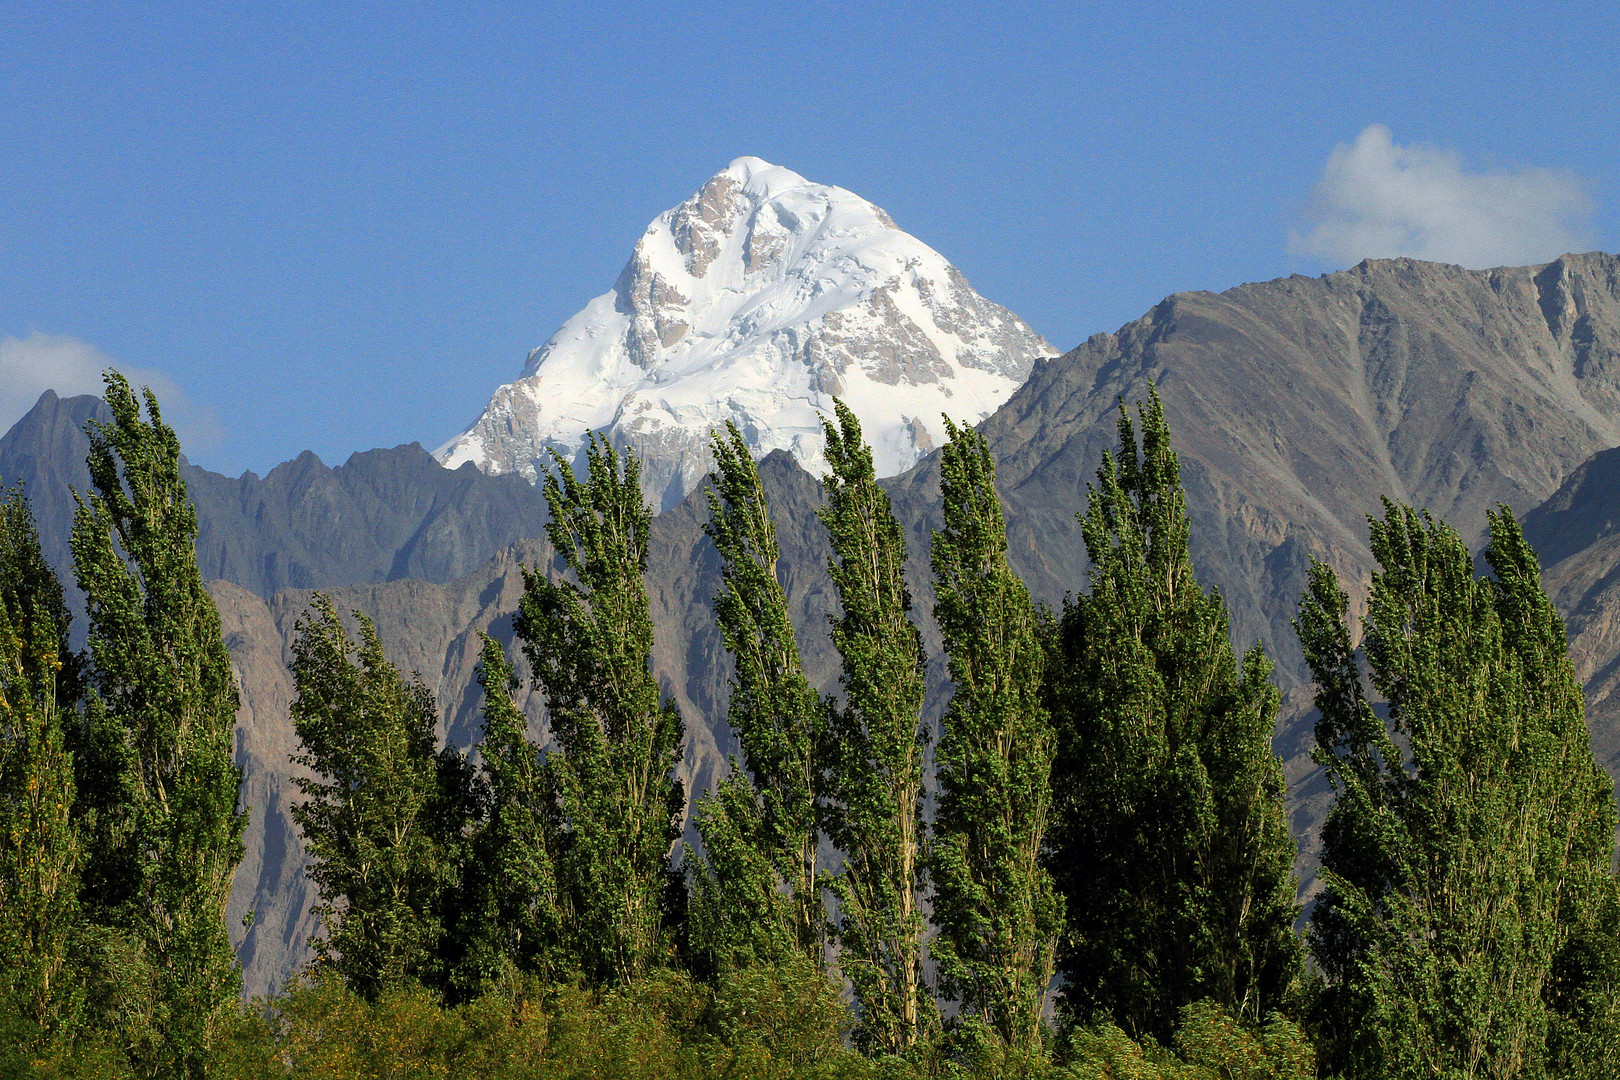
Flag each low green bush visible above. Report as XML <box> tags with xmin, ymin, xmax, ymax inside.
<box><xmin>7</xmin><ymin>970</ymin><xmax>1311</xmax><ymax>1079</ymax></box>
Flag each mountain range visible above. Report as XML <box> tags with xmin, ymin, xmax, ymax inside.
<box><xmin>9</xmin><ymin>237</ymin><xmax>1620</xmax><ymax>997</ymax></box>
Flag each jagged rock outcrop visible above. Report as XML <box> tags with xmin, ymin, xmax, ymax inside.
<box><xmin>185</xmin><ymin>444</ymin><xmax>549</xmax><ymax>596</ymax></box>
<box><xmin>939</xmin><ymin>253</ymin><xmax>1620</xmax><ymax>686</ymax></box>
<box><xmin>0</xmin><ymin>391</ymin><xmax>110</xmax><ymax>613</ymax></box>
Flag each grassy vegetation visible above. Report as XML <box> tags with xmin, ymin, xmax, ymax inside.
<box><xmin>2</xmin><ymin>963</ymin><xmax>1314</xmax><ymax>1080</ymax></box>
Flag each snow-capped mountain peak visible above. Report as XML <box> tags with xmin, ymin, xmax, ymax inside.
<box><xmin>438</xmin><ymin>158</ymin><xmax>1053</xmax><ymax>510</ymax></box>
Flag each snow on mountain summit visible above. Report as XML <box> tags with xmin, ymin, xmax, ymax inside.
<box><xmin>437</xmin><ymin>158</ymin><xmax>1054</xmax><ymax>510</ymax></box>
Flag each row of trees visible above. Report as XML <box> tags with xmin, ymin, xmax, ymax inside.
<box><xmin>276</xmin><ymin>385</ymin><xmax>1620</xmax><ymax>1077</ymax></box>
<box><xmin>2</xmin><ymin>371</ymin><xmax>1618</xmax><ymax>1078</ymax></box>
<box><xmin>277</xmin><ymin>394</ymin><xmax>1307</xmax><ymax>1067</ymax></box>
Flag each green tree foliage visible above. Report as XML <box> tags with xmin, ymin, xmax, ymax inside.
<box><xmin>1299</xmin><ymin>503</ymin><xmax>1620</xmax><ymax>1079</ymax></box>
<box><xmin>1045</xmin><ymin>388</ymin><xmax>1300</xmax><ymax>1044</ymax></box>
<box><xmin>194</xmin><ymin>972</ymin><xmax>1312</xmax><ymax>1080</ymax></box>
<box><xmin>514</xmin><ymin>434</ymin><xmax>685</xmax><ymax>985</ymax></box>
<box><xmin>288</xmin><ymin>595</ymin><xmax>462</xmax><ymax>1002</ymax></box>
<box><xmin>690</xmin><ymin>422</ymin><xmax>828</xmax><ymax>975</ymax></box>
<box><xmin>1546</xmin><ymin>876</ymin><xmax>1620</xmax><ymax>1078</ymax></box>
<box><xmin>69</xmin><ymin>371</ymin><xmax>246</xmax><ymax>1076</ymax></box>
<box><xmin>688</xmin><ymin>772</ymin><xmax>799</xmax><ymax>976</ymax></box>
<box><xmin>1062</xmin><ymin>1000</ymin><xmax>1314</xmax><ymax>1080</ymax></box>
<box><xmin>0</xmin><ymin>485</ymin><xmax>83</xmax><ymax>1041</ymax></box>
<box><xmin>929</xmin><ymin>418</ymin><xmax>1061</xmax><ymax>1056</ymax></box>
<box><xmin>816</xmin><ymin>401</ymin><xmax>933</xmax><ymax>1053</ymax></box>
<box><xmin>203</xmin><ymin>965</ymin><xmax>869</xmax><ymax>1080</ymax></box>
<box><xmin>450</xmin><ymin>634</ymin><xmax>562</xmax><ymax>994</ymax></box>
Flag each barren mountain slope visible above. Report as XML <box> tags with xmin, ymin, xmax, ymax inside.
<box><xmin>922</xmin><ymin>253</ymin><xmax>1620</xmax><ymax>687</ymax></box>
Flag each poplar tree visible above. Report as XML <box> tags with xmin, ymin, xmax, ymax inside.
<box><xmin>687</xmin><ymin>772</ymin><xmax>798</xmax><ymax>976</ymax></box>
<box><xmin>0</xmin><ymin>486</ymin><xmax>82</xmax><ymax>1040</ymax></box>
<box><xmin>288</xmin><ymin>595</ymin><xmax>457</xmax><ymax>1001</ymax></box>
<box><xmin>514</xmin><ymin>434</ymin><xmax>685</xmax><ymax>985</ymax></box>
<box><xmin>928</xmin><ymin>419</ymin><xmax>1061</xmax><ymax>1056</ymax></box>
<box><xmin>1044</xmin><ymin>387</ymin><xmax>1299</xmax><ymax>1045</ymax></box>
<box><xmin>452</xmin><ymin>634</ymin><xmax>561</xmax><ymax>992</ymax></box>
<box><xmin>817</xmin><ymin>401</ymin><xmax>933</xmax><ymax>1053</ymax></box>
<box><xmin>69</xmin><ymin>371</ymin><xmax>245</xmax><ymax>1077</ymax></box>
<box><xmin>1299</xmin><ymin>503</ymin><xmax>1619</xmax><ymax>1079</ymax></box>
<box><xmin>689</xmin><ymin>422</ymin><xmax>827</xmax><ymax>975</ymax></box>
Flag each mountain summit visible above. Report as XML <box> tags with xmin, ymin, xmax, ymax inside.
<box><xmin>437</xmin><ymin>157</ymin><xmax>1053</xmax><ymax>509</ymax></box>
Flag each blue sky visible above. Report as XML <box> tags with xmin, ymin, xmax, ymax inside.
<box><xmin>2</xmin><ymin>1</ymin><xmax>1616</xmax><ymax>474</ymax></box>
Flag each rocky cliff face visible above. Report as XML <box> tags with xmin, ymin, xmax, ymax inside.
<box><xmin>185</xmin><ymin>444</ymin><xmax>550</xmax><ymax>597</ymax></box>
<box><xmin>0</xmin><ymin>391</ymin><xmax>112</xmax><ymax>617</ymax></box>
<box><xmin>437</xmin><ymin>157</ymin><xmax>1053</xmax><ymax>510</ymax></box>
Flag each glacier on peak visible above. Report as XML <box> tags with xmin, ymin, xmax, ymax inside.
<box><xmin>437</xmin><ymin>157</ymin><xmax>1054</xmax><ymax>510</ymax></box>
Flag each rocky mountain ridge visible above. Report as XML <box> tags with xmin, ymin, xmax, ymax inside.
<box><xmin>0</xmin><ymin>390</ymin><xmax>551</xmax><ymax>602</ymax></box>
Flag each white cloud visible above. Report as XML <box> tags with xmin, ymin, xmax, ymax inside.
<box><xmin>0</xmin><ymin>331</ymin><xmax>120</xmax><ymax>430</ymax></box>
<box><xmin>1290</xmin><ymin>125</ymin><xmax>1594</xmax><ymax>269</ymax></box>
<box><xmin>0</xmin><ymin>331</ymin><xmax>220</xmax><ymax>455</ymax></box>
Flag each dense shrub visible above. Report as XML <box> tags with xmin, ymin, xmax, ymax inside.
<box><xmin>24</xmin><ymin>974</ymin><xmax>1284</xmax><ymax>1080</ymax></box>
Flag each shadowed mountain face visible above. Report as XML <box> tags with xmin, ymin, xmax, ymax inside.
<box><xmin>1524</xmin><ymin>446</ymin><xmax>1620</xmax><ymax>777</ymax></box>
<box><xmin>0</xmin><ymin>391</ymin><xmax>110</xmax><ymax>611</ymax></box>
<box><xmin>186</xmin><ymin>444</ymin><xmax>552</xmax><ymax>597</ymax></box>
<box><xmin>10</xmin><ymin>252</ymin><xmax>1620</xmax><ymax>995</ymax></box>
<box><xmin>0</xmin><ymin>390</ymin><xmax>552</xmax><ymax>600</ymax></box>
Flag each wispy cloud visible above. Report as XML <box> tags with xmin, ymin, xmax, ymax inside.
<box><xmin>1290</xmin><ymin>125</ymin><xmax>1593</xmax><ymax>269</ymax></box>
<box><xmin>0</xmin><ymin>331</ymin><xmax>220</xmax><ymax>455</ymax></box>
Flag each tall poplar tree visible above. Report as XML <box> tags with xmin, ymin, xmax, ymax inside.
<box><xmin>689</xmin><ymin>422</ymin><xmax>827</xmax><ymax>975</ymax></box>
<box><xmin>69</xmin><ymin>371</ymin><xmax>245</xmax><ymax>1077</ymax></box>
<box><xmin>928</xmin><ymin>418</ymin><xmax>1061</xmax><ymax>1056</ymax></box>
<box><xmin>687</xmin><ymin>772</ymin><xmax>798</xmax><ymax>976</ymax></box>
<box><xmin>817</xmin><ymin>401</ymin><xmax>933</xmax><ymax>1053</ymax></box>
<box><xmin>1299</xmin><ymin>503</ymin><xmax>1619</xmax><ymax>1079</ymax></box>
<box><xmin>451</xmin><ymin>634</ymin><xmax>561</xmax><ymax>992</ymax></box>
<box><xmin>0</xmin><ymin>486</ymin><xmax>82</xmax><ymax>1040</ymax></box>
<box><xmin>288</xmin><ymin>595</ymin><xmax>460</xmax><ymax>1001</ymax></box>
<box><xmin>1044</xmin><ymin>387</ymin><xmax>1299</xmax><ymax>1045</ymax></box>
<box><xmin>514</xmin><ymin>434</ymin><xmax>685</xmax><ymax>985</ymax></box>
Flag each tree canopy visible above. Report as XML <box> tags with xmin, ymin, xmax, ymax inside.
<box><xmin>1045</xmin><ymin>387</ymin><xmax>1300</xmax><ymax>1044</ymax></box>
<box><xmin>1300</xmin><ymin>503</ymin><xmax>1620</xmax><ymax>1079</ymax></box>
